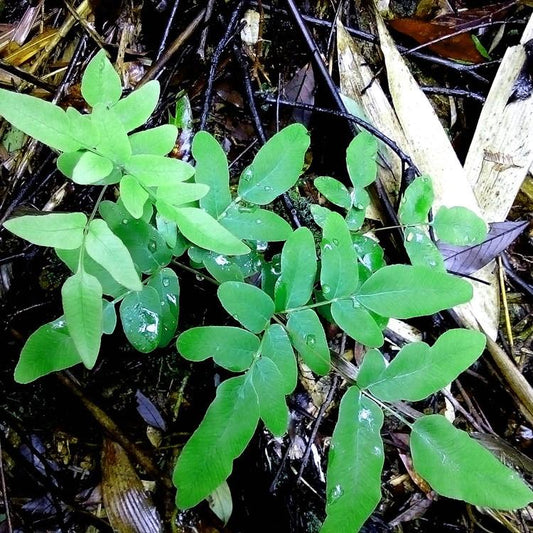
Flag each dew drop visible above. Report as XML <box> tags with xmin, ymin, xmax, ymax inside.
<box><xmin>322</xmin><ymin>284</ymin><xmax>331</xmax><ymax>295</ymax></box>
<box><xmin>332</xmin><ymin>238</ymin><xmax>339</xmax><ymax>246</ymax></box>
<box><xmin>305</xmin><ymin>334</ymin><xmax>316</xmax><ymax>346</ymax></box>
<box><xmin>122</xmin><ymin>218</ymin><xmax>129</xmax><ymax>225</ymax></box>
<box><xmin>238</xmin><ymin>205</ymin><xmax>254</xmax><ymax>213</ymax></box>
<box><xmin>255</xmin><ymin>219</ymin><xmax>262</xmax><ymax>224</ymax></box>
<box><xmin>148</xmin><ymin>240</ymin><xmax>157</xmax><ymax>252</ymax></box>
<box><xmin>406</xmin><ymin>232</ymin><xmax>414</xmax><ymax>242</ymax></box>
<box><xmin>328</xmin><ymin>484</ymin><xmax>344</xmax><ymax>504</ymax></box>
<box><xmin>263</xmin><ymin>185</ymin><xmax>273</xmax><ymax>192</ymax></box>
<box><xmin>162</xmin><ymin>278</ymin><xmax>170</xmax><ymax>287</ymax></box>
<box><xmin>242</xmin><ymin>168</ymin><xmax>253</xmax><ymax>182</ymax></box>
<box><xmin>255</xmin><ymin>241</ymin><xmax>268</xmax><ymax>253</ymax></box>
<box><xmin>196</xmin><ymin>274</ymin><xmax>205</xmax><ymax>281</ymax></box>
<box><xmin>323</xmin><ymin>243</ymin><xmax>333</xmax><ymax>251</ymax></box>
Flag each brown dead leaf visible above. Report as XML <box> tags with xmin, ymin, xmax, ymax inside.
<box><xmin>101</xmin><ymin>439</ymin><xmax>162</xmax><ymax>533</ymax></box>
<box><xmin>388</xmin><ymin>18</ymin><xmax>485</xmax><ymax>63</ymax></box>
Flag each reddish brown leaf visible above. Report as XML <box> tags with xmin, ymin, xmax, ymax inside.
<box><xmin>388</xmin><ymin>18</ymin><xmax>485</xmax><ymax>63</ymax></box>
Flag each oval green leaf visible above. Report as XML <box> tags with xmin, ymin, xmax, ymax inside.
<box><xmin>218</xmin><ymin>281</ymin><xmax>274</xmax><ymax>333</ymax></box>
<box><xmin>61</xmin><ymin>270</ymin><xmax>103</xmax><ymax>369</ymax></box>
<box><xmin>365</xmin><ymin>329</ymin><xmax>486</xmax><ymax>401</ymax></box>
<box><xmin>126</xmin><ymin>154</ymin><xmax>194</xmax><ymax>186</ymax></box>
<box><xmin>112</xmin><ymin>80</ymin><xmax>160</xmax><ymax>132</ymax></box>
<box><xmin>3</xmin><ymin>212</ymin><xmax>87</xmax><ymax>249</ymax></box>
<box><xmin>238</xmin><ymin>123</ymin><xmax>310</xmax><ymax>204</ymax></box>
<box><xmin>314</xmin><ymin>177</ymin><xmax>352</xmax><ymax>209</ymax></box>
<box><xmin>322</xmin><ymin>387</ymin><xmax>384</xmax><ymax>533</ymax></box>
<box><xmin>129</xmin><ymin>124</ymin><xmax>178</xmax><ymax>155</ymax></box>
<box><xmin>160</xmin><ymin>205</ymin><xmax>249</xmax><ymax>256</ymax></box>
<box><xmin>192</xmin><ymin>131</ymin><xmax>232</xmax><ymax>217</ymax></box>
<box><xmin>357</xmin><ymin>265</ymin><xmax>472</xmax><ymax>319</ymax></box>
<box><xmin>0</xmin><ymin>88</ymin><xmax>82</xmax><ymax>152</ymax></box>
<box><xmin>119</xmin><ymin>286</ymin><xmax>162</xmax><ymax>353</ymax></box>
<box><xmin>177</xmin><ymin>326</ymin><xmax>259</xmax><ymax>372</ymax></box>
<box><xmin>72</xmin><ymin>151</ymin><xmax>113</xmax><ymax>185</ymax></box>
<box><xmin>14</xmin><ymin>317</ymin><xmax>82</xmax><ymax>383</ymax></box>
<box><xmin>275</xmin><ymin>227</ymin><xmax>317</xmax><ymax>311</ymax></box>
<box><xmin>85</xmin><ymin>218</ymin><xmax>142</xmax><ymax>291</ymax></box>
<box><xmin>251</xmin><ymin>357</ymin><xmax>290</xmax><ymax>436</ymax></box>
<box><xmin>398</xmin><ymin>175</ymin><xmax>433</xmax><ymax>225</ymax></box>
<box><xmin>173</xmin><ymin>375</ymin><xmax>259</xmax><ymax>509</ymax></box>
<box><xmin>120</xmin><ymin>175</ymin><xmax>149</xmax><ymax>219</ymax></box>
<box><xmin>320</xmin><ymin>211</ymin><xmax>358</xmax><ymax>300</ymax></box>
<box><xmin>411</xmin><ymin>415</ymin><xmax>533</xmax><ymax>509</ymax></box>
<box><xmin>331</xmin><ymin>299</ymin><xmax>384</xmax><ymax>348</ymax></box>
<box><xmin>261</xmin><ymin>324</ymin><xmax>297</xmax><ymax>395</ymax></box>
<box><xmin>81</xmin><ymin>49</ymin><xmax>122</xmax><ymax>107</ymax></box>
<box><xmin>346</xmin><ymin>131</ymin><xmax>378</xmax><ymax>188</ymax></box>
<box><xmin>219</xmin><ymin>206</ymin><xmax>292</xmax><ymax>242</ymax></box>
<box><xmin>147</xmin><ymin>267</ymin><xmax>180</xmax><ymax>347</ymax></box>
<box><xmin>286</xmin><ymin>309</ymin><xmax>330</xmax><ymax>375</ymax></box>
<box><xmin>433</xmin><ymin>206</ymin><xmax>488</xmax><ymax>246</ymax></box>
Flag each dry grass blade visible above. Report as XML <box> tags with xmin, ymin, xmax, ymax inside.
<box><xmin>464</xmin><ymin>15</ymin><xmax>533</xmax><ymax>221</ymax></box>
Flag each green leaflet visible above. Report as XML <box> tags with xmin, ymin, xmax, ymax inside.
<box><xmin>238</xmin><ymin>123</ymin><xmax>310</xmax><ymax>204</ymax></box>
<box><xmin>72</xmin><ymin>151</ymin><xmax>113</xmax><ymax>185</ymax></box>
<box><xmin>14</xmin><ymin>317</ymin><xmax>82</xmax><ymax>383</ymax></box>
<box><xmin>274</xmin><ymin>227</ymin><xmax>317</xmax><ymax>311</ymax></box>
<box><xmin>286</xmin><ymin>309</ymin><xmax>330</xmax><ymax>375</ymax></box>
<box><xmin>61</xmin><ymin>270</ymin><xmax>103</xmax><ymax>369</ymax></box>
<box><xmin>81</xmin><ymin>49</ymin><xmax>122</xmax><ymax>107</ymax></box>
<box><xmin>404</xmin><ymin>228</ymin><xmax>445</xmax><ymax>270</ymax></box>
<box><xmin>156</xmin><ymin>182</ymin><xmax>210</xmax><ymax>207</ymax></box>
<box><xmin>261</xmin><ymin>324</ymin><xmax>297</xmax><ymax>395</ymax></box>
<box><xmin>321</xmin><ymin>387</ymin><xmax>384</xmax><ymax>533</ymax></box>
<box><xmin>177</xmin><ymin>326</ymin><xmax>259</xmax><ymax>372</ymax></box>
<box><xmin>0</xmin><ymin>88</ymin><xmax>81</xmax><ymax>152</ymax></box>
<box><xmin>173</xmin><ymin>375</ymin><xmax>260</xmax><ymax>509</ymax></box>
<box><xmin>3</xmin><ymin>212</ymin><xmax>87</xmax><ymax>250</ymax></box>
<box><xmin>159</xmin><ymin>205</ymin><xmax>250</xmax><ymax>256</ymax></box>
<box><xmin>314</xmin><ymin>177</ymin><xmax>351</xmax><ymax>209</ymax></box>
<box><xmin>90</xmin><ymin>104</ymin><xmax>131</xmax><ymax>164</ymax></box>
<box><xmin>113</xmin><ymin>80</ymin><xmax>160</xmax><ymax>132</ymax></box>
<box><xmin>346</xmin><ymin>131</ymin><xmax>378</xmax><ymax>188</ymax></box>
<box><xmin>192</xmin><ymin>131</ymin><xmax>232</xmax><ymax>217</ymax></box>
<box><xmin>100</xmin><ymin>200</ymin><xmax>172</xmax><ymax>274</ymax></box>
<box><xmin>120</xmin><ymin>175</ymin><xmax>149</xmax><ymax>219</ymax></box>
<box><xmin>352</xmin><ymin>235</ymin><xmax>385</xmax><ymax>275</ymax></box>
<box><xmin>119</xmin><ymin>286</ymin><xmax>162</xmax><ymax>353</ymax></box>
<box><xmin>102</xmin><ymin>300</ymin><xmax>117</xmax><ymax>334</ymax></box>
<box><xmin>57</xmin><ymin>151</ymin><xmax>85</xmax><ymax>179</ymax></box>
<box><xmin>360</xmin><ymin>329</ymin><xmax>486</xmax><ymax>401</ymax></box>
<box><xmin>125</xmin><ymin>154</ymin><xmax>194</xmax><ymax>186</ymax></box>
<box><xmin>309</xmin><ymin>204</ymin><xmax>331</xmax><ymax>228</ymax></box>
<box><xmin>356</xmin><ymin>349</ymin><xmax>386</xmax><ymax>389</ymax></box>
<box><xmin>129</xmin><ymin>124</ymin><xmax>178</xmax><ymax>155</ymax></box>
<box><xmin>411</xmin><ymin>415</ymin><xmax>533</xmax><ymax>509</ymax></box>
<box><xmin>85</xmin><ymin>218</ymin><xmax>142</xmax><ymax>291</ymax></box>
<box><xmin>217</xmin><ymin>281</ymin><xmax>274</xmax><ymax>333</ymax></box>
<box><xmin>251</xmin><ymin>357</ymin><xmax>290</xmax><ymax>436</ymax></box>
<box><xmin>398</xmin><ymin>175</ymin><xmax>433</xmax><ymax>225</ymax></box>
<box><xmin>433</xmin><ymin>206</ymin><xmax>487</xmax><ymax>246</ymax></box>
<box><xmin>357</xmin><ymin>265</ymin><xmax>472</xmax><ymax>319</ymax></box>
<box><xmin>147</xmin><ymin>267</ymin><xmax>180</xmax><ymax>347</ymax></box>
<box><xmin>219</xmin><ymin>205</ymin><xmax>292</xmax><ymax>242</ymax></box>
<box><xmin>331</xmin><ymin>299</ymin><xmax>384</xmax><ymax>348</ymax></box>
<box><xmin>320</xmin><ymin>211</ymin><xmax>358</xmax><ymax>300</ymax></box>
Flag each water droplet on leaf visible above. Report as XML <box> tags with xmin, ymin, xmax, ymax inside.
<box><xmin>162</xmin><ymin>278</ymin><xmax>170</xmax><ymax>287</ymax></box>
<box><xmin>322</xmin><ymin>284</ymin><xmax>331</xmax><ymax>294</ymax></box>
<box><xmin>305</xmin><ymin>334</ymin><xmax>316</xmax><ymax>346</ymax></box>
<box><xmin>328</xmin><ymin>484</ymin><xmax>344</xmax><ymax>504</ymax></box>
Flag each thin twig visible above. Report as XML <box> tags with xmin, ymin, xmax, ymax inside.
<box><xmin>199</xmin><ymin>1</ymin><xmax>246</xmax><ymax>129</ymax></box>
<box><xmin>139</xmin><ymin>8</ymin><xmax>206</xmax><ymax>85</ymax></box>
<box><xmin>155</xmin><ymin>0</ymin><xmax>181</xmax><ymax>60</ymax></box>
<box><xmin>0</xmin><ymin>434</ymin><xmax>13</xmax><ymax>533</ymax></box>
